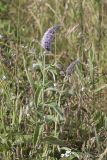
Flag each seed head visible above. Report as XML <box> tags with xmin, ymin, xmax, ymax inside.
<box><xmin>41</xmin><ymin>25</ymin><xmax>61</xmax><ymax>52</ymax></box>
<box><xmin>66</xmin><ymin>59</ymin><xmax>80</xmax><ymax>76</ymax></box>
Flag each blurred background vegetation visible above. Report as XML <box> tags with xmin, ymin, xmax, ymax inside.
<box><xmin>0</xmin><ymin>0</ymin><xmax>107</xmax><ymax>159</ymax></box>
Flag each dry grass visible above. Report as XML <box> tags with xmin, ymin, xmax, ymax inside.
<box><xmin>0</xmin><ymin>0</ymin><xmax>107</xmax><ymax>159</ymax></box>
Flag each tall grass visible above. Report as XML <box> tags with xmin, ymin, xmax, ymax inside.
<box><xmin>0</xmin><ymin>0</ymin><xmax>107</xmax><ymax>159</ymax></box>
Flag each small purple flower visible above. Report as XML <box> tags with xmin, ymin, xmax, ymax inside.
<box><xmin>55</xmin><ymin>63</ymin><xmax>63</xmax><ymax>71</ymax></box>
<box><xmin>66</xmin><ymin>59</ymin><xmax>80</xmax><ymax>76</ymax></box>
<box><xmin>41</xmin><ymin>25</ymin><xmax>61</xmax><ymax>51</ymax></box>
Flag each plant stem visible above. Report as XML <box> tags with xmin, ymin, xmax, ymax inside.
<box><xmin>42</xmin><ymin>51</ymin><xmax>46</xmax><ymax>109</ymax></box>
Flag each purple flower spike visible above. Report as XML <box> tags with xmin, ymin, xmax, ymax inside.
<box><xmin>66</xmin><ymin>59</ymin><xmax>80</xmax><ymax>76</ymax></box>
<box><xmin>41</xmin><ymin>25</ymin><xmax>61</xmax><ymax>52</ymax></box>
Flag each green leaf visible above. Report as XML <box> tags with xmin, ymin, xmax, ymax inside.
<box><xmin>44</xmin><ymin>115</ymin><xmax>57</xmax><ymax>122</ymax></box>
<box><xmin>33</xmin><ymin>123</ymin><xmax>40</xmax><ymax>145</ymax></box>
<box><xmin>94</xmin><ymin>84</ymin><xmax>107</xmax><ymax>92</ymax></box>
<box><xmin>34</xmin><ymin>85</ymin><xmax>42</xmax><ymax>107</ymax></box>
<box><xmin>42</xmin><ymin>136</ymin><xmax>67</xmax><ymax>146</ymax></box>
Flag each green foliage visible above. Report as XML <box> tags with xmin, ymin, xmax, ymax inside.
<box><xmin>0</xmin><ymin>1</ymin><xmax>8</xmax><ymax>13</ymax></box>
<box><xmin>0</xmin><ymin>0</ymin><xmax>107</xmax><ymax>160</ymax></box>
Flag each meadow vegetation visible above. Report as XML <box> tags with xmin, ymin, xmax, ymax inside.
<box><xmin>0</xmin><ymin>0</ymin><xmax>107</xmax><ymax>159</ymax></box>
